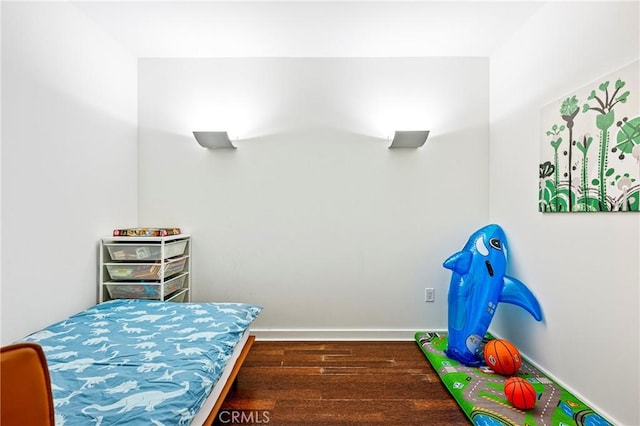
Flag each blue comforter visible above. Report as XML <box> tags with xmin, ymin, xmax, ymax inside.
<box><xmin>21</xmin><ymin>299</ymin><xmax>262</xmax><ymax>425</ymax></box>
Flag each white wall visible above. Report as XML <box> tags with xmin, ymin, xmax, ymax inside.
<box><xmin>138</xmin><ymin>57</ymin><xmax>489</xmax><ymax>338</ymax></box>
<box><xmin>0</xmin><ymin>2</ymin><xmax>4</xmax><ymax>341</ymax></box>
<box><xmin>0</xmin><ymin>2</ymin><xmax>138</xmax><ymax>344</ymax></box>
<box><xmin>489</xmin><ymin>2</ymin><xmax>639</xmax><ymax>424</ymax></box>
<box><xmin>4</xmin><ymin>1</ymin><xmax>636</xmax><ymax>422</ymax></box>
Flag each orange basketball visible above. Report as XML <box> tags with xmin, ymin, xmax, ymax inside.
<box><xmin>504</xmin><ymin>376</ymin><xmax>537</xmax><ymax>410</ymax></box>
<box><xmin>483</xmin><ymin>339</ymin><xmax>522</xmax><ymax>375</ymax></box>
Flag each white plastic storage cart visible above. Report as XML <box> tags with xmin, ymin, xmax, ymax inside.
<box><xmin>99</xmin><ymin>234</ymin><xmax>191</xmax><ymax>303</ymax></box>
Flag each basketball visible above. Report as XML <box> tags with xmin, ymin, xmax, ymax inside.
<box><xmin>483</xmin><ymin>339</ymin><xmax>521</xmax><ymax>375</ymax></box>
<box><xmin>504</xmin><ymin>377</ymin><xmax>537</xmax><ymax>410</ymax></box>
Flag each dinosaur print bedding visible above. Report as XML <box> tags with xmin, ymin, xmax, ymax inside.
<box><xmin>20</xmin><ymin>299</ymin><xmax>262</xmax><ymax>425</ymax></box>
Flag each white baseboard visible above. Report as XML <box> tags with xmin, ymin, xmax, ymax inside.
<box><xmin>251</xmin><ymin>328</ymin><xmax>423</xmax><ymax>341</ymax></box>
<box><xmin>488</xmin><ymin>330</ymin><xmax>621</xmax><ymax>426</ymax></box>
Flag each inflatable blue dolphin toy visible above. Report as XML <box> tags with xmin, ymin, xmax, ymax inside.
<box><xmin>443</xmin><ymin>224</ymin><xmax>542</xmax><ymax>366</ymax></box>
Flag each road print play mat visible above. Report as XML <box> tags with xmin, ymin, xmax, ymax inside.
<box><xmin>415</xmin><ymin>332</ymin><xmax>612</xmax><ymax>426</ymax></box>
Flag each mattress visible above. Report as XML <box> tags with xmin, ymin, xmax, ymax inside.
<box><xmin>190</xmin><ymin>330</ymin><xmax>250</xmax><ymax>425</ymax></box>
<box><xmin>20</xmin><ymin>299</ymin><xmax>262</xmax><ymax>425</ymax></box>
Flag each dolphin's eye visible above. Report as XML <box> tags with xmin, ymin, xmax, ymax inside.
<box><xmin>489</xmin><ymin>238</ymin><xmax>502</xmax><ymax>250</ymax></box>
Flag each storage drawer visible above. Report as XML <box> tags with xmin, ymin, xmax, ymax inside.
<box><xmin>105</xmin><ymin>240</ymin><xmax>187</xmax><ymax>261</ymax></box>
<box><xmin>105</xmin><ymin>274</ymin><xmax>187</xmax><ymax>299</ymax></box>
<box><xmin>105</xmin><ymin>257</ymin><xmax>187</xmax><ymax>281</ymax></box>
<box><xmin>166</xmin><ymin>290</ymin><xmax>188</xmax><ymax>303</ymax></box>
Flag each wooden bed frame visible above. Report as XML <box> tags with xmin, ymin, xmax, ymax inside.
<box><xmin>203</xmin><ymin>335</ymin><xmax>255</xmax><ymax>425</ymax></box>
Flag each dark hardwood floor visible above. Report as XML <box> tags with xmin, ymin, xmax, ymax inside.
<box><xmin>213</xmin><ymin>341</ymin><xmax>469</xmax><ymax>425</ymax></box>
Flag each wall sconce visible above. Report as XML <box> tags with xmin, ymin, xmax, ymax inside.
<box><xmin>388</xmin><ymin>130</ymin><xmax>430</xmax><ymax>149</ymax></box>
<box><xmin>193</xmin><ymin>131</ymin><xmax>237</xmax><ymax>149</ymax></box>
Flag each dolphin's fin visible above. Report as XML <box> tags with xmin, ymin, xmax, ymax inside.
<box><xmin>500</xmin><ymin>276</ymin><xmax>543</xmax><ymax>321</ymax></box>
<box><xmin>443</xmin><ymin>251</ymin><xmax>473</xmax><ymax>274</ymax></box>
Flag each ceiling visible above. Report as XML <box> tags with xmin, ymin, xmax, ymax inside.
<box><xmin>71</xmin><ymin>1</ymin><xmax>546</xmax><ymax>58</ymax></box>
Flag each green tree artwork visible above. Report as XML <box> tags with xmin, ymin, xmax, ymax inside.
<box><xmin>540</xmin><ymin>61</ymin><xmax>640</xmax><ymax>212</ymax></box>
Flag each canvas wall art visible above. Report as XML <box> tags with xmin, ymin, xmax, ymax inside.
<box><xmin>539</xmin><ymin>60</ymin><xmax>639</xmax><ymax>212</ymax></box>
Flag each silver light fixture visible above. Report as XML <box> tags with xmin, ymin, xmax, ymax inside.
<box><xmin>193</xmin><ymin>131</ymin><xmax>236</xmax><ymax>149</ymax></box>
<box><xmin>388</xmin><ymin>130</ymin><xmax>430</xmax><ymax>149</ymax></box>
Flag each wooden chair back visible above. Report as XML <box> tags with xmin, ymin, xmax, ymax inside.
<box><xmin>1</xmin><ymin>343</ymin><xmax>55</xmax><ymax>425</ymax></box>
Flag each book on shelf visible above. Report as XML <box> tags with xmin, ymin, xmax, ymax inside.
<box><xmin>113</xmin><ymin>228</ymin><xmax>182</xmax><ymax>237</ymax></box>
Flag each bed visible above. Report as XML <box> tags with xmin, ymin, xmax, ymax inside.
<box><xmin>17</xmin><ymin>299</ymin><xmax>262</xmax><ymax>425</ymax></box>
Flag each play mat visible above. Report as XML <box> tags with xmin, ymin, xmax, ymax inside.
<box><xmin>415</xmin><ymin>332</ymin><xmax>612</xmax><ymax>426</ymax></box>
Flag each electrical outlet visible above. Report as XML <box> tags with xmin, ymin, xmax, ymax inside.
<box><xmin>425</xmin><ymin>288</ymin><xmax>435</xmax><ymax>302</ymax></box>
